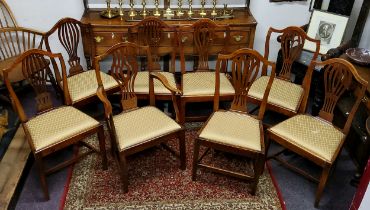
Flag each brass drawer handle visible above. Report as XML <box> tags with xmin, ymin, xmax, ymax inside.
<box><xmin>122</xmin><ymin>36</ymin><xmax>128</xmax><ymax>42</ymax></box>
<box><xmin>362</xmin><ymin>96</ymin><xmax>368</xmax><ymax>103</ymax></box>
<box><xmin>94</xmin><ymin>36</ymin><xmax>104</xmax><ymax>43</ymax></box>
<box><xmin>181</xmin><ymin>36</ymin><xmax>188</xmax><ymax>43</ymax></box>
<box><xmin>233</xmin><ymin>35</ymin><xmax>244</xmax><ymax>42</ymax></box>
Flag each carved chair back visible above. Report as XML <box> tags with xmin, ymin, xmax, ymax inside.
<box><xmin>214</xmin><ymin>48</ymin><xmax>276</xmax><ymax>120</ymax></box>
<box><xmin>264</xmin><ymin>26</ymin><xmax>320</xmax><ymax>81</ymax></box>
<box><xmin>128</xmin><ymin>17</ymin><xmax>176</xmax><ymax>72</ymax></box>
<box><xmin>311</xmin><ymin>58</ymin><xmax>368</xmax><ymax>135</ymax></box>
<box><xmin>178</xmin><ymin>19</ymin><xmax>230</xmax><ymax>74</ymax></box>
<box><xmin>3</xmin><ymin>49</ymin><xmax>70</xmax><ymax>125</ymax></box>
<box><xmin>0</xmin><ymin>0</ymin><xmax>17</xmax><ymax>28</ymax></box>
<box><xmin>0</xmin><ymin>27</ymin><xmax>45</xmax><ymax>82</ymax></box>
<box><xmin>45</xmin><ymin>18</ymin><xmax>94</xmax><ymax>78</ymax></box>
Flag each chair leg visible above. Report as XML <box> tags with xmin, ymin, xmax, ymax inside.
<box><xmin>265</xmin><ymin>133</ymin><xmax>272</xmax><ymax>160</ymax></box>
<box><xmin>315</xmin><ymin>166</ymin><xmax>331</xmax><ymax>207</ymax></box>
<box><xmin>97</xmin><ymin>126</ymin><xmax>108</xmax><ymax>170</ymax></box>
<box><xmin>178</xmin><ymin>130</ymin><xmax>186</xmax><ymax>170</ymax></box>
<box><xmin>192</xmin><ymin>138</ymin><xmax>201</xmax><ymax>181</ymax></box>
<box><xmin>250</xmin><ymin>155</ymin><xmax>265</xmax><ymax>195</ymax></box>
<box><xmin>180</xmin><ymin>100</ymin><xmax>186</xmax><ymax>125</ymax></box>
<box><xmin>118</xmin><ymin>152</ymin><xmax>129</xmax><ymax>193</ymax></box>
<box><xmin>34</xmin><ymin>154</ymin><xmax>50</xmax><ymax>200</ymax></box>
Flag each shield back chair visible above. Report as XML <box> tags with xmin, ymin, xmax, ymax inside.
<box><xmin>248</xmin><ymin>26</ymin><xmax>320</xmax><ymax>117</ymax></box>
<box><xmin>128</xmin><ymin>17</ymin><xmax>178</xmax><ymax>101</ymax></box>
<box><xmin>45</xmin><ymin>17</ymin><xmax>119</xmax><ymax>107</ymax></box>
<box><xmin>3</xmin><ymin>49</ymin><xmax>107</xmax><ymax>200</ymax></box>
<box><xmin>0</xmin><ymin>0</ymin><xmax>17</xmax><ymax>28</ymax></box>
<box><xmin>178</xmin><ymin>19</ymin><xmax>234</xmax><ymax>124</ymax></box>
<box><xmin>94</xmin><ymin>42</ymin><xmax>186</xmax><ymax>192</ymax></box>
<box><xmin>192</xmin><ymin>48</ymin><xmax>276</xmax><ymax>195</ymax></box>
<box><xmin>266</xmin><ymin>58</ymin><xmax>368</xmax><ymax>207</ymax></box>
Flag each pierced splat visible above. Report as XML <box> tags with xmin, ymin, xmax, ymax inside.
<box><xmin>319</xmin><ymin>63</ymin><xmax>352</xmax><ymax>122</ymax></box>
<box><xmin>21</xmin><ymin>53</ymin><xmax>53</xmax><ymax>112</ymax></box>
<box><xmin>193</xmin><ymin>21</ymin><xmax>217</xmax><ymax>71</ymax></box>
<box><xmin>230</xmin><ymin>53</ymin><xmax>262</xmax><ymax>112</ymax></box>
<box><xmin>57</xmin><ymin>21</ymin><xmax>83</xmax><ymax>76</ymax></box>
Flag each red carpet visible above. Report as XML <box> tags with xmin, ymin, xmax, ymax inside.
<box><xmin>61</xmin><ymin>129</ymin><xmax>285</xmax><ymax>209</ymax></box>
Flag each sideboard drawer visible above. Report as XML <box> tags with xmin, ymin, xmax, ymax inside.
<box><xmin>93</xmin><ymin>32</ymin><xmax>128</xmax><ymax>46</ymax></box>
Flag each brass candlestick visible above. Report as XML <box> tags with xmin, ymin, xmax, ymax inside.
<box><xmin>187</xmin><ymin>0</ymin><xmax>194</xmax><ymax>16</ymax></box>
<box><xmin>154</xmin><ymin>0</ymin><xmax>161</xmax><ymax>17</ymax></box>
<box><xmin>163</xmin><ymin>0</ymin><xmax>174</xmax><ymax>19</ymax></box>
<box><xmin>141</xmin><ymin>0</ymin><xmax>148</xmax><ymax>17</ymax></box>
<box><xmin>199</xmin><ymin>0</ymin><xmax>206</xmax><ymax>17</ymax></box>
<box><xmin>118</xmin><ymin>0</ymin><xmax>124</xmax><ymax>17</ymax></box>
<box><xmin>211</xmin><ymin>0</ymin><xmax>217</xmax><ymax>17</ymax></box>
<box><xmin>129</xmin><ymin>0</ymin><xmax>136</xmax><ymax>17</ymax></box>
<box><xmin>101</xmin><ymin>0</ymin><xmax>119</xmax><ymax>19</ymax></box>
<box><xmin>177</xmin><ymin>0</ymin><xmax>184</xmax><ymax>17</ymax></box>
<box><xmin>220</xmin><ymin>4</ymin><xmax>233</xmax><ymax>19</ymax></box>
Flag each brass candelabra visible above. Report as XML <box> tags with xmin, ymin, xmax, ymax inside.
<box><xmin>141</xmin><ymin>0</ymin><xmax>148</xmax><ymax>17</ymax></box>
<box><xmin>188</xmin><ymin>0</ymin><xmax>194</xmax><ymax>16</ymax></box>
<box><xmin>100</xmin><ymin>0</ymin><xmax>119</xmax><ymax>19</ymax></box>
<box><xmin>177</xmin><ymin>0</ymin><xmax>184</xmax><ymax>17</ymax></box>
<box><xmin>129</xmin><ymin>0</ymin><xmax>136</xmax><ymax>17</ymax></box>
<box><xmin>199</xmin><ymin>0</ymin><xmax>206</xmax><ymax>17</ymax></box>
<box><xmin>154</xmin><ymin>0</ymin><xmax>161</xmax><ymax>17</ymax></box>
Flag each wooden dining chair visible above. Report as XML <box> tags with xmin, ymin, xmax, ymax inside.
<box><xmin>192</xmin><ymin>48</ymin><xmax>276</xmax><ymax>195</ymax></box>
<box><xmin>0</xmin><ymin>0</ymin><xmax>17</xmax><ymax>28</ymax></box>
<box><xmin>128</xmin><ymin>17</ymin><xmax>178</xmax><ymax>101</ymax></box>
<box><xmin>44</xmin><ymin>17</ymin><xmax>119</xmax><ymax>107</ymax></box>
<box><xmin>248</xmin><ymin>26</ymin><xmax>320</xmax><ymax>117</ymax></box>
<box><xmin>3</xmin><ymin>49</ymin><xmax>107</xmax><ymax>200</ymax></box>
<box><xmin>266</xmin><ymin>58</ymin><xmax>368</xmax><ymax>207</ymax></box>
<box><xmin>94</xmin><ymin>42</ymin><xmax>186</xmax><ymax>192</ymax></box>
<box><xmin>178</xmin><ymin>19</ymin><xmax>234</xmax><ymax>124</ymax></box>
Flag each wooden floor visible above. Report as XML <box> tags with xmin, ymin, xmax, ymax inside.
<box><xmin>0</xmin><ymin>128</ymin><xmax>29</xmax><ymax>209</ymax></box>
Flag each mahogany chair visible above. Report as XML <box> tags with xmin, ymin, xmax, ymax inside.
<box><xmin>44</xmin><ymin>17</ymin><xmax>118</xmax><ymax>107</ymax></box>
<box><xmin>128</xmin><ymin>17</ymin><xmax>177</xmax><ymax>101</ymax></box>
<box><xmin>192</xmin><ymin>48</ymin><xmax>276</xmax><ymax>195</ymax></box>
<box><xmin>178</xmin><ymin>19</ymin><xmax>234</xmax><ymax>124</ymax></box>
<box><xmin>3</xmin><ymin>49</ymin><xmax>107</xmax><ymax>200</ymax></box>
<box><xmin>248</xmin><ymin>26</ymin><xmax>320</xmax><ymax>117</ymax></box>
<box><xmin>266</xmin><ymin>58</ymin><xmax>368</xmax><ymax>207</ymax></box>
<box><xmin>0</xmin><ymin>0</ymin><xmax>17</xmax><ymax>28</ymax></box>
<box><xmin>94</xmin><ymin>42</ymin><xmax>186</xmax><ymax>192</ymax></box>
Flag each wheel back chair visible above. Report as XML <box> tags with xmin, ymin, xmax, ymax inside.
<box><xmin>94</xmin><ymin>42</ymin><xmax>186</xmax><ymax>192</ymax></box>
<box><xmin>0</xmin><ymin>0</ymin><xmax>17</xmax><ymax>28</ymax></box>
<box><xmin>192</xmin><ymin>48</ymin><xmax>276</xmax><ymax>195</ymax></box>
<box><xmin>44</xmin><ymin>17</ymin><xmax>119</xmax><ymax>107</ymax></box>
<box><xmin>3</xmin><ymin>49</ymin><xmax>107</xmax><ymax>200</ymax></box>
<box><xmin>266</xmin><ymin>58</ymin><xmax>368</xmax><ymax>207</ymax></box>
<box><xmin>248</xmin><ymin>26</ymin><xmax>320</xmax><ymax>118</ymax></box>
<box><xmin>178</xmin><ymin>19</ymin><xmax>234</xmax><ymax>124</ymax></box>
<box><xmin>128</xmin><ymin>17</ymin><xmax>178</xmax><ymax>101</ymax></box>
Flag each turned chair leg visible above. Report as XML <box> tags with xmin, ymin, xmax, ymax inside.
<box><xmin>192</xmin><ymin>138</ymin><xmax>200</xmax><ymax>181</ymax></box>
<box><xmin>119</xmin><ymin>153</ymin><xmax>129</xmax><ymax>193</ymax></box>
<box><xmin>97</xmin><ymin>125</ymin><xmax>108</xmax><ymax>170</ymax></box>
<box><xmin>315</xmin><ymin>166</ymin><xmax>331</xmax><ymax>207</ymax></box>
<box><xmin>34</xmin><ymin>154</ymin><xmax>50</xmax><ymax>200</ymax></box>
<box><xmin>178</xmin><ymin>130</ymin><xmax>186</xmax><ymax>170</ymax></box>
<box><xmin>250</xmin><ymin>155</ymin><xmax>265</xmax><ymax>195</ymax></box>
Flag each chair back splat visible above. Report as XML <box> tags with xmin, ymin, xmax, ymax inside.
<box><xmin>0</xmin><ymin>0</ymin><xmax>17</xmax><ymax>28</ymax></box>
<box><xmin>215</xmin><ymin>48</ymin><xmax>276</xmax><ymax>120</ymax></box>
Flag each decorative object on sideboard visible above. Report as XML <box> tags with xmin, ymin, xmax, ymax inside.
<box><xmin>129</xmin><ymin>0</ymin><xmax>137</xmax><ymax>18</ymax></box>
<box><xmin>141</xmin><ymin>0</ymin><xmax>148</xmax><ymax>17</ymax></box>
<box><xmin>304</xmin><ymin>10</ymin><xmax>348</xmax><ymax>54</ymax></box>
<box><xmin>163</xmin><ymin>0</ymin><xmax>175</xmax><ymax>19</ymax></box>
<box><xmin>187</xmin><ymin>0</ymin><xmax>194</xmax><ymax>17</ymax></box>
<box><xmin>177</xmin><ymin>0</ymin><xmax>184</xmax><ymax>17</ymax></box>
<box><xmin>346</xmin><ymin>48</ymin><xmax>370</xmax><ymax>66</ymax></box>
<box><xmin>100</xmin><ymin>0</ymin><xmax>119</xmax><ymax>19</ymax></box>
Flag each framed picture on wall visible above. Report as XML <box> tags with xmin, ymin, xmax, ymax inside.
<box><xmin>304</xmin><ymin>10</ymin><xmax>349</xmax><ymax>54</ymax></box>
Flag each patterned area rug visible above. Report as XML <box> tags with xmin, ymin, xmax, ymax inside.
<box><xmin>61</xmin><ymin>127</ymin><xmax>284</xmax><ymax>209</ymax></box>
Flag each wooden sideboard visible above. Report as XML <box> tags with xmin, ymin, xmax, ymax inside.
<box><xmin>80</xmin><ymin>8</ymin><xmax>257</xmax><ymax>63</ymax></box>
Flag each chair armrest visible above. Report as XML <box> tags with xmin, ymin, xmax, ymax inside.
<box><xmin>149</xmin><ymin>72</ymin><xmax>182</xmax><ymax>95</ymax></box>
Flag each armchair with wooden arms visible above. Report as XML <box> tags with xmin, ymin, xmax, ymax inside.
<box><xmin>266</xmin><ymin>58</ymin><xmax>368</xmax><ymax>207</ymax></box>
<box><xmin>192</xmin><ymin>48</ymin><xmax>276</xmax><ymax>195</ymax></box>
<box><xmin>128</xmin><ymin>17</ymin><xmax>178</xmax><ymax>101</ymax></box>
<box><xmin>178</xmin><ymin>19</ymin><xmax>235</xmax><ymax>125</ymax></box>
<box><xmin>94</xmin><ymin>42</ymin><xmax>186</xmax><ymax>192</ymax></box>
<box><xmin>3</xmin><ymin>49</ymin><xmax>107</xmax><ymax>200</ymax></box>
<box><xmin>248</xmin><ymin>26</ymin><xmax>320</xmax><ymax>117</ymax></box>
<box><xmin>44</xmin><ymin>17</ymin><xmax>119</xmax><ymax>107</ymax></box>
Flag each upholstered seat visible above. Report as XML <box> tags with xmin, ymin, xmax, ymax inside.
<box><xmin>248</xmin><ymin>76</ymin><xmax>304</xmax><ymax>112</ymax></box>
<box><xmin>67</xmin><ymin>70</ymin><xmax>118</xmax><ymax>103</ymax></box>
<box><xmin>134</xmin><ymin>71</ymin><xmax>177</xmax><ymax>94</ymax></box>
<box><xmin>113</xmin><ymin>106</ymin><xmax>181</xmax><ymax>150</ymax></box>
<box><xmin>25</xmin><ymin>106</ymin><xmax>99</xmax><ymax>152</ymax></box>
<box><xmin>269</xmin><ymin>114</ymin><xmax>345</xmax><ymax>163</ymax></box>
<box><xmin>199</xmin><ymin>111</ymin><xmax>261</xmax><ymax>151</ymax></box>
<box><xmin>183</xmin><ymin>72</ymin><xmax>234</xmax><ymax>96</ymax></box>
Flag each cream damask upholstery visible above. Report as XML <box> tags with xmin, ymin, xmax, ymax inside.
<box><xmin>268</xmin><ymin>114</ymin><xmax>345</xmax><ymax>163</ymax></box>
<box><xmin>199</xmin><ymin>111</ymin><xmax>261</xmax><ymax>151</ymax></box>
<box><xmin>67</xmin><ymin>70</ymin><xmax>118</xmax><ymax>103</ymax></box>
<box><xmin>25</xmin><ymin>106</ymin><xmax>99</xmax><ymax>152</ymax></box>
<box><xmin>113</xmin><ymin>106</ymin><xmax>182</xmax><ymax>150</ymax></box>
<box><xmin>248</xmin><ymin>76</ymin><xmax>304</xmax><ymax>112</ymax></box>
<box><xmin>183</xmin><ymin>72</ymin><xmax>234</xmax><ymax>96</ymax></box>
<box><xmin>134</xmin><ymin>71</ymin><xmax>177</xmax><ymax>94</ymax></box>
